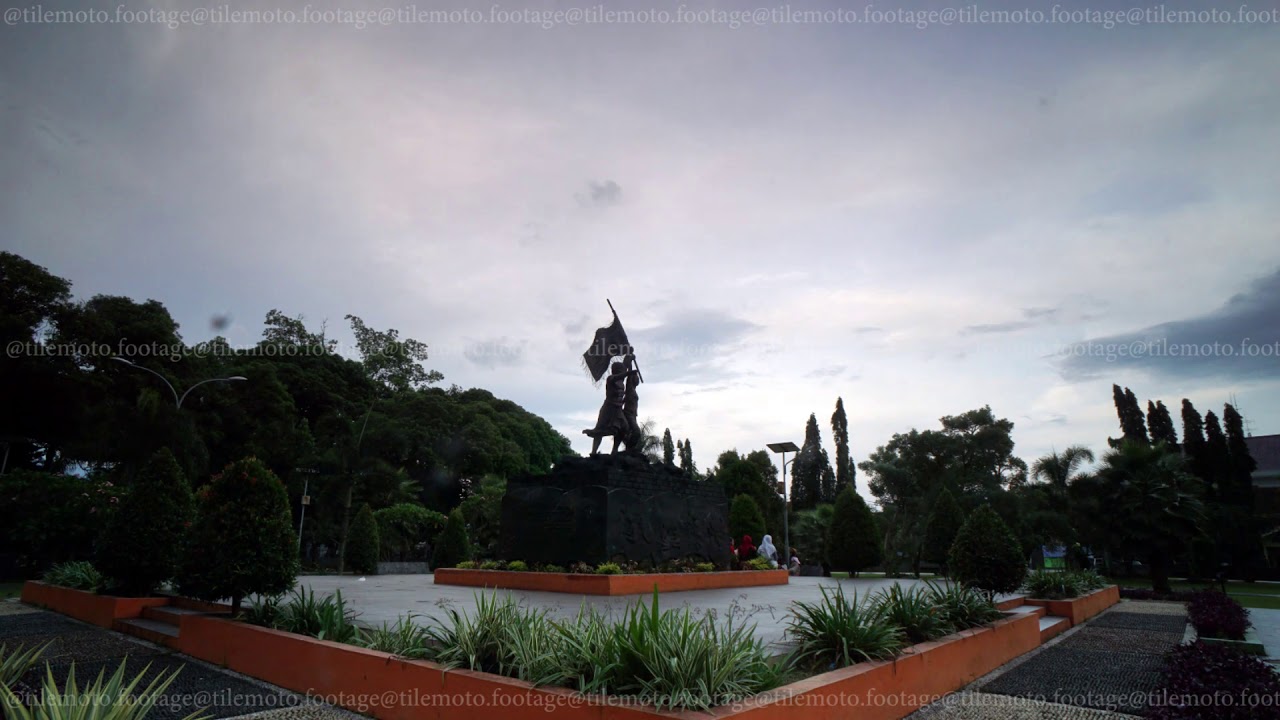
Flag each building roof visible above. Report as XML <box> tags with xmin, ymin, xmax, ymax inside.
<box><xmin>1245</xmin><ymin>434</ymin><xmax>1280</xmax><ymax>475</ymax></box>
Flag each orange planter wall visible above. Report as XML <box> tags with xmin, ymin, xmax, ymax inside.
<box><xmin>174</xmin><ymin>608</ymin><xmax>1039</xmax><ymax>720</ymax></box>
<box><xmin>20</xmin><ymin>581</ymin><xmax>169</xmax><ymax>629</ymax></box>
<box><xmin>433</xmin><ymin>569</ymin><xmax>789</xmax><ymax>595</ymax></box>
<box><xmin>1025</xmin><ymin>585</ymin><xmax>1119</xmax><ymax>626</ymax></box>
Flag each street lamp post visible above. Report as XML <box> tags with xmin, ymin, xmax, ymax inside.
<box><xmin>110</xmin><ymin>357</ymin><xmax>246</xmax><ymax>408</ymax></box>
<box><xmin>767</xmin><ymin>441</ymin><xmax>800</xmax><ymax>567</ymax></box>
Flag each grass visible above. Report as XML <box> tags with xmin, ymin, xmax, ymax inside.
<box><xmin>0</xmin><ymin>582</ymin><xmax>22</xmax><ymax>600</ymax></box>
<box><xmin>1106</xmin><ymin>576</ymin><xmax>1280</xmax><ymax>609</ymax></box>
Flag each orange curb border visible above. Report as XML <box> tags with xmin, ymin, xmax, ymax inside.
<box><xmin>433</xmin><ymin>568</ymin><xmax>790</xmax><ymax>595</ymax></box>
<box><xmin>1024</xmin><ymin>585</ymin><xmax>1120</xmax><ymax>627</ymax></box>
<box><xmin>20</xmin><ymin>581</ymin><xmax>169</xmax><ymax>629</ymax></box>
<box><xmin>169</xmin><ymin>610</ymin><xmax>1039</xmax><ymax>720</ymax></box>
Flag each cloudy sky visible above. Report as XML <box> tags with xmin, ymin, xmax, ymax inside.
<box><xmin>3</xmin><ymin>0</ymin><xmax>1278</xmax><ymax>496</ymax></box>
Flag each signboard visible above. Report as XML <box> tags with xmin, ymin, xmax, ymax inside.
<box><xmin>1042</xmin><ymin>544</ymin><xmax>1066</xmax><ymax>570</ymax></box>
<box><xmin>301</xmin><ymin>495</ymin><xmax>311</xmax><ymax>506</ymax></box>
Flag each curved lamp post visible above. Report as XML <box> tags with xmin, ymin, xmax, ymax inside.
<box><xmin>110</xmin><ymin>357</ymin><xmax>247</xmax><ymax>408</ymax></box>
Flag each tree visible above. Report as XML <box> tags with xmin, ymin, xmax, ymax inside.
<box><xmin>1147</xmin><ymin>401</ymin><xmax>1179</xmax><ymax>447</ymax></box>
<box><xmin>922</xmin><ymin>487</ymin><xmax>963</xmax><ymax>575</ymax></box>
<box><xmin>791</xmin><ymin>504</ymin><xmax>834</xmax><ymax>568</ymax></box>
<box><xmin>679</xmin><ymin>438</ymin><xmax>697</xmax><ymax>475</ymax></box>
<box><xmin>792</xmin><ymin>413</ymin><xmax>833</xmax><ymax>509</ymax></box>
<box><xmin>346</xmin><ymin>503</ymin><xmax>380</xmax><ymax>575</ymax></box>
<box><xmin>1110</xmin><ymin>385</ymin><xmax>1149</xmax><ymax>447</ymax></box>
<box><xmin>831</xmin><ymin>397</ymin><xmax>854</xmax><ymax>490</ymax></box>
<box><xmin>1223</xmin><ymin>403</ymin><xmax>1262</xmax><ymax>576</ymax></box>
<box><xmin>1181</xmin><ymin>399</ymin><xmax>1209</xmax><ymax>485</ymax></box>
<box><xmin>432</xmin><ymin>508</ymin><xmax>472</xmax><ymax>569</ymax></box>
<box><xmin>662</xmin><ymin>429</ymin><xmax>675</xmax><ymax>466</ymax></box>
<box><xmin>827</xmin><ymin>486</ymin><xmax>881</xmax><ymax>576</ymax></box>
<box><xmin>180</xmin><ymin>457</ymin><xmax>298</xmax><ymax>614</ymax></box>
<box><xmin>1030</xmin><ymin>446</ymin><xmax>1094</xmax><ymax>497</ymax></box>
<box><xmin>712</xmin><ymin>450</ymin><xmax>783</xmax><ymax>538</ymax></box>
<box><xmin>375</xmin><ymin>503</ymin><xmax>446</xmax><ymax>561</ymax></box>
<box><xmin>1204</xmin><ymin>412</ymin><xmax>1231</xmax><ymax>497</ymax></box>
<box><xmin>728</xmin><ymin>494</ymin><xmax>766</xmax><ymax>546</ymax></box>
<box><xmin>1093</xmin><ymin>441</ymin><xmax>1204</xmax><ymax>594</ymax></box>
<box><xmin>95</xmin><ymin>448</ymin><xmax>195</xmax><ymax>596</ymax></box>
<box><xmin>949</xmin><ymin>504</ymin><xmax>1025</xmax><ymax>599</ymax></box>
<box><xmin>345</xmin><ymin>314</ymin><xmax>443</xmax><ymax>394</ymax></box>
<box><xmin>458</xmin><ymin>476</ymin><xmax>505</xmax><ymax>559</ymax></box>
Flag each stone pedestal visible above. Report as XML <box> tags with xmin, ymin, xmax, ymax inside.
<box><xmin>498</xmin><ymin>455</ymin><xmax>731</xmax><ymax>568</ymax></box>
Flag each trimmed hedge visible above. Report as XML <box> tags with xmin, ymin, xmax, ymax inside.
<box><xmin>431</xmin><ymin>508</ymin><xmax>472</xmax><ymax>570</ymax></box>
<box><xmin>346</xmin><ymin>503</ymin><xmax>380</xmax><ymax>575</ymax></box>
<box><xmin>179</xmin><ymin>457</ymin><xmax>298</xmax><ymax>614</ymax></box>
<box><xmin>949</xmin><ymin>504</ymin><xmax>1025</xmax><ymax>598</ymax></box>
<box><xmin>95</xmin><ymin>448</ymin><xmax>195</xmax><ymax>596</ymax></box>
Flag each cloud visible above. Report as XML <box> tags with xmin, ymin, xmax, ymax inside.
<box><xmin>1058</xmin><ymin>268</ymin><xmax>1280</xmax><ymax>381</ymax></box>
<box><xmin>463</xmin><ymin>337</ymin><xmax>528</xmax><ymax>369</ymax></box>
<box><xmin>805</xmin><ymin>365</ymin><xmax>846</xmax><ymax>379</ymax></box>
<box><xmin>962</xmin><ymin>307</ymin><xmax>1061</xmax><ymax>335</ymax></box>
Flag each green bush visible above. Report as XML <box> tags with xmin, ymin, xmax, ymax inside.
<box><xmin>179</xmin><ymin>457</ymin><xmax>298</xmax><ymax>614</ymax></box>
<box><xmin>0</xmin><ymin>470</ymin><xmax>115</xmax><ymax>574</ymax></box>
<box><xmin>791</xmin><ymin>504</ymin><xmax>834</xmax><ymax>568</ymax></box>
<box><xmin>431</xmin><ymin>509</ymin><xmax>472</xmax><ymax>570</ymax></box>
<box><xmin>1024</xmin><ymin>570</ymin><xmax>1083</xmax><ymax>600</ymax></box>
<box><xmin>727</xmin><ymin>494</ymin><xmax>765</xmax><ymax>546</ymax></box>
<box><xmin>826</xmin><ymin>486</ymin><xmax>881</xmax><ymax>576</ymax></box>
<box><xmin>694</xmin><ymin>562</ymin><xmax>715</xmax><ymax>572</ymax></box>
<box><xmin>418</xmin><ymin>590</ymin><xmax>789</xmax><ymax>710</ymax></box>
<box><xmin>273</xmin><ymin>587</ymin><xmax>361</xmax><ymax>644</ymax></box>
<box><xmin>455</xmin><ymin>560</ymin><xmax>478</xmax><ymax>569</ymax></box>
<box><xmin>375</xmin><ymin>503</ymin><xmax>447</xmax><ymax>562</ymax></box>
<box><xmin>41</xmin><ymin>561</ymin><xmax>103</xmax><ymax>592</ymax></box>
<box><xmin>875</xmin><ymin>584</ymin><xmax>955</xmax><ymax>644</ymax></box>
<box><xmin>922</xmin><ymin>488</ymin><xmax>963</xmax><ymax>575</ymax></box>
<box><xmin>594</xmin><ymin>562</ymin><xmax>622</xmax><ymax>575</ymax></box>
<box><xmin>744</xmin><ymin>557</ymin><xmax>773</xmax><ymax>571</ymax></box>
<box><xmin>479</xmin><ymin>560</ymin><xmax>503</xmax><ymax>570</ymax></box>
<box><xmin>787</xmin><ymin>585</ymin><xmax>903</xmax><ymax>669</ymax></box>
<box><xmin>345</xmin><ymin>503</ymin><xmax>380</xmax><ymax>575</ymax></box>
<box><xmin>506</xmin><ymin>560</ymin><xmax>528</xmax><ymax>572</ymax></box>
<box><xmin>540</xmin><ymin>564</ymin><xmax>564</xmax><ymax>573</ymax></box>
<box><xmin>358</xmin><ymin>616</ymin><xmax>428</xmax><ymax>656</ymax></box>
<box><xmin>95</xmin><ymin>448</ymin><xmax>195</xmax><ymax>596</ymax></box>
<box><xmin>949</xmin><ymin>504</ymin><xmax>1025</xmax><ymax>599</ymax></box>
<box><xmin>925</xmin><ymin>580</ymin><xmax>1002</xmax><ymax>629</ymax></box>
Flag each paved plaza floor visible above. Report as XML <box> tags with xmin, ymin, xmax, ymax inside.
<box><xmin>298</xmin><ymin>573</ymin><xmax>988</xmax><ymax>650</ymax></box>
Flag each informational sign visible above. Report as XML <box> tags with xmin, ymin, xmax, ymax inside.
<box><xmin>1042</xmin><ymin>544</ymin><xmax>1066</xmax><ymax>569</ymax></box>
<box><xmin>301</xmin><ymin>495</ymin><xmax>311</xmax><ymax>506</ymax></box>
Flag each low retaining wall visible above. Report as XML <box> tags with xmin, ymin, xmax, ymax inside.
<box><xmin>173</xmin><ymin>610</ymin><xmax>1039</xmax><ymax>720</ymax></box>
<box><xmin>1025</xmin><ymin>585</ymin><xmax>1120</xmax><ymax>626</ymax></box>
<box><xmin>20</xmin><ymin>581</ymin><xmax>169</xmax><ymax>629</ymax></box>
<box><xmin>433</xmin><ymin>568</ymin><xmax>789</xmax><ymax>595</ymax></box>
<box><xmin>377</xmin><ymin>562</ymin><xmax>430</xmax><ymax>575</ymax></box>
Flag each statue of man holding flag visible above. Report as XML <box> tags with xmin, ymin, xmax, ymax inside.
<box><xmin>581</xmin><ymin>301</ymin><xmax>643</xmax><ymax>455</ymax></box>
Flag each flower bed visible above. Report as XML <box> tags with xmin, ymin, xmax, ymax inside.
<box><xmin>19</xmin><ymin>580</ymin><xmax>169</xmax><ymax>629</ymax></box>
<box><xmin>172</xmin><ymin>602</ymin><xmax>1040</xmax><ymax>720</ymax></box>
<box><xmin>1186</xmin><ymin>590</ymin><xmax>1250</xmax><ymax>642</ymax></box>
<box><xmin>1024</xmin><ymin>585</ymin><xmax>1119</xmax><ymax>627</ymax></box>
<box><xmin>434</xmin><ymin>567</ymin><xmax>789</xmax><ymax>595</ymax></box>
<box><xmin>1147</xmin><ymin>641</ymin><xmax>1280</xmax><ymax>720</ymax></box>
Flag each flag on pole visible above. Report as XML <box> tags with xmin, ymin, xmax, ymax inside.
<box><xmin>581</xmin><ymin>316</ymin><xmax>631</xmax><ymax>383</ymax></box>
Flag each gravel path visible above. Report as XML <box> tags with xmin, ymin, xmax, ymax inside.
<box><xmin>910</xmin><ymin>599</ymin><xmax>1188</xmax><ymax>718</ymax></box>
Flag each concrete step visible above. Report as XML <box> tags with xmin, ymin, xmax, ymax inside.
<box><xmin>167</xmin><ymin>596</ymin><xmax>234</xmax><ymax>614</ymax></box>
<box><xmin>114</xmin><ymin>618</ymin><xmax>180</xmax><ymax>647</ymax></box>
<box><xmin>996</xmin><ymin>595</ymin><xmax>1027</xmax><ymax>611</ymax></box>
<box><xmin>141</xmin><ymin>605</ymin><xmax>205</xmax><ymax>626</ymax></box>
<box><xmin>1005</xmin><ymin>604</ymin><xmax>1048</xmax><ymax>619</ymax></box>
<box><xmin>1039</xmin><ymin>616</ymin><xmax>1070</xmax><ymax>643</ymax></box>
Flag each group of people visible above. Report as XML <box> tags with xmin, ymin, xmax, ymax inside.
<box><xmin>732</xmin><ymin>534</ymin><xmax>801</xmax><ymax>573</ymax></box>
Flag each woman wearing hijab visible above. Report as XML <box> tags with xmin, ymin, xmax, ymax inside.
<box><xmin>758</xmin><ymin>534</ymin><xmax>778</xmax><ymax>568</ymax></box>
<box><xmin>737</xmin><ymin>534</ymin><xmax>756</xmax><ymax>567</ymax></box>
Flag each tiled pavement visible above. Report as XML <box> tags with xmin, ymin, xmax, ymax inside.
<box><xmin>910</xmin><ymin>599</ymin><xmax>1190</xmax><ymax>718</ymax></box>
<box><xmin>0</xmin><ymin>601</ymin><xmax>359</xmax><ymax>720</ymax></box>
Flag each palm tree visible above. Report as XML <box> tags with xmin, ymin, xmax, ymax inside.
<box><xmin>1031</xmin><ymin>445</ymin><xmax>1095</xmax><ymax>493</ymax></box>
<box><xmin>1094</xmin><ymin>441</ymin><xmax>1204</xmax><ymax>594</ymax></box>
<box><xmin>633</xmin><ymin>418</ymin><xmax>664</xmax><ymax>464</ymax></box>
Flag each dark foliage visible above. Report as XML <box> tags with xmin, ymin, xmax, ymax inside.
<box><xmin>922</xmin><ymin>488</ymin><xmax>964</xmax><ymax>574</ymax></box>
<box><xmin>345</xmin><ymin>503</ymin><xmax>380</xmax><ymax>574</ymax></box>
<box><xmin>826</xmin><ymin>486</ymin><xmax>881</xmax><ymax>575</ymax></box>
<box><xmin>0</xmin><ymin>470</ymin><xmax>114</xmax><ymax>574</ymax></box>
<box><xmin>95</xmin><ymin>448</ymin><xmax>195</xmax><ymax>595</ymax></box>
<box><xmin>431</xmin><ymin>508</ymin><xmax>472</xmax><ymax>569</ymax></box>
<box><xmin>1148</xmin><ymin>641</ymin><xmax>1280</xmax><ymax>720</ymax></box>
<box><xmin>949</xmin><ymin>504</ymin><xmax>1025</xmax><ymax>597</ymax></box>
<box><xmin>180</xmin><ymin>457</ymin><xmax>298</xmax><ymax>614</ymax></box>
<box><xmin>728</xmin><ymin>494</ymin><xmax>766</xmax><ymax>546</ymax></box>
<box><xmin>1187</xmin><ymin>590</ymin><xmax>1250</xmax><ymax>641</ymax></box>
